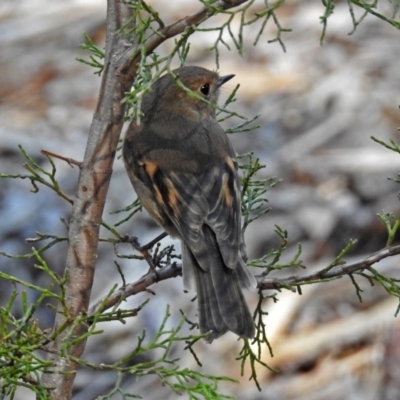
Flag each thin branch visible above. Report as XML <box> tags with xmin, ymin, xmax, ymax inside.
<box><xmin>119</xmin><ymin>0</ymin><xmax>248</xmax><ymax>73</ymax></box>
<box><xmin>349</xmin><ymin>0</ymin><xmax>400</xmax><ymax>29</ymax></box>
<box><xmin>258</xmin><ymin>244</ymin><xmax>400</xmax><ymax>290</ymax></box>
<box><xmin>89</xmin><ymin>262</ymin><xmax>181</xmax><ymax>317</ymax></box>
<box><xmin>88</xmin><ymin>244</ymin><xmax>400</xmax><ymax>317</ymax></box>
<box><xmin>124</xmin><ymin>233</ymin><xmax>168</xmax><ymax>273</ymax></box>
<box><xmin>41</xmin><ymin>150</ymin><xmax>82</xmax><ymax>168</ymax></box>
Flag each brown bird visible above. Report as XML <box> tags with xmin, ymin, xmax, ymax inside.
<box><xmin>123</xmin><ymin>66</ymin><xmax>256</xmax><ymax>341</ymax></box>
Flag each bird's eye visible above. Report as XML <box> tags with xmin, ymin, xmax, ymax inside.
<box><xmin>200</xmin><ymin>83</ymin><xmax>210</xmax><ymax>96</ymax></box>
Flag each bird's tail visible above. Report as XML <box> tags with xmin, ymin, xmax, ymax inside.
<box><xmin>182</xmin><ymin>227</ymin><xmax>256</xmax><ymax>342</ymax></box>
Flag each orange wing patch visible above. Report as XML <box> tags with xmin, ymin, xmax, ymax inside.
<box><xmin>143</xmin><ymin>160</ymin><xmax>158</xmax><ymax>179</ymax></box>
<box><xmin>225</xmin><ymin>156</ymin><xmax>236</xmax><ymax>172</ymax></box>
<box><xmin>220</xmin><ymin>173</ymin><xmax>234</xmax><ymax>207</ymax></box>
<box><xmin>141</xmin><ymin>160</ymin><xmax>181</xmax><ymax>217</ymax></box>
<box><xmin>164</xmin><ymin>178</ymin><xmax>181</xmax><ymax>216</ymax></box>
<box><xmin>141</xmin><ymin>160</ymin><xmax>164</xmax><ymax>205</ymax></box>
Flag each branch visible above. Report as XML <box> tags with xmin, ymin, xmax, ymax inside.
<box><xmin>119</xmin><ymin>0</ymin><xmax>248</xmax><ymax>72</ymax></box>
<box><xmin>39</xmin><ymin>1</ymin><xmax>138</xmax><ymax>398</ymax></box>
<box><xmin>41</xmin><ymin>149</ymin><xmax>82</xmax><ymax>168</ymax></box>
<box><xmin>258</xmin><ymin>244</ymin><xmax>400</xmax><ymax>290</ymax></box>
<box><xmin>149</xmin><ymin>0</ymin><xmax>247</xmax><ymax>45</ymax></box>
<box><xmin>89</xmin><ymin>262</ymin><xmax>182</xmax><ymax>317</ymax></box>
<box><xmin>88</xmin><ymin>245</ymin><xmax>400</xmax><ymax>318</ymax></box>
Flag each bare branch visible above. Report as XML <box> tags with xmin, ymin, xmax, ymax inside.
<box><xmin>39</xmin><ymin>1</ymin><xmax>138</xmax><ymax>398</ymax></box>
<box><xmin>41</xmin><ymin>149</ymin><xmax>82</xmax><ymax>168</ymax></box>
<box><xmin>89</xmin><ymin>262</ymin><xmax>182</xmax><ymax>317</ymax></box>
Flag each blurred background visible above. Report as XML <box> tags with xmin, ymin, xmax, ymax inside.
<box><xmin>1</xmin><ymin>1</ymin><xmax>400</xmax><ymax>399</ymax></box>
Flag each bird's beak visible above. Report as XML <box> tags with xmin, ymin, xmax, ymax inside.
<box><xmin>218</xmin><ymin>74</ymin><xmax>235</xmax><ymax>87</ymax></box>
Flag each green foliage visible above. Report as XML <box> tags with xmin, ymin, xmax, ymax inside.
<box><xmin>239</xmin><ymin>153</ymin><xmax>277</xmax><ymax>233</ymax></box>
<box><xmin>363</xmin><ymin>136</ymin><xmax>400</xmax><ymax>314</ymax></box>
<box><xmin>0</xmin><ymin>145</ymin><xmax>73</xmax><ymax>204</ymax></box>
<box><xmin>0</xmin><ymin>251</ymin><xmax>64</xmax><ymax>399</ymax></box>
<box><xmin>70</xmin><ymin>307</ymin><xmax>235</xmax><ymax>399</ymax></box>
<box><xmin>250</xmin><ymin>226</ymin><xmax>303</xmax><ymax>273</ymax></box>
<box><xmin>379</xmin><ymin>212</ymin><xmax>400</xmax><ymax>245</ymax></box>
<box><xmin>111</xmin><ymin>199</ymin><xmax>143</xmax><ymax>227</ymax></box>
<box><xmin>320</xmin><ymin>0</ymin><xmax>400</xmax><ymax>43</ymax></box>
<box><xmin>349</xmin><ymin>0</ymin><xmax>400</xmax><ymax>30</ymax></box>
<box><xmin>76</xmin><ymin>33</ymin><xmax>105</xmax><ymax>75</ymax></box>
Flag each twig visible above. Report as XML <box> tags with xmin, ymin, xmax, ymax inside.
<box><xmin>89</xmin><ymin>262</ymin><xmax>181</xmax><ymax>317</ymax></box>
<box><xmin>119</xmin><ymin>0</ymin><xmax>248</xmax><ymax>73</ymax></box>
<box><xmin>123</xmin><ymin>232</ymin><xmax>168</xmax><ymax>273</ymax></box>
<box><xmin>258</xmin><ymin>244</ymin><xmax>400</xmax><ymax>290</ymax></box>
<box><xmin>41</xmin><ymin>150</ymin><xmax>82</xmax><ymax>168</ymax></box>
<box><xmin>126</xmin><ymin>235</ymin><xmax>157</xmax><ymax>273</ymax></box>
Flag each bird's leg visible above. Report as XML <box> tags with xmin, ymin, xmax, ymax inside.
<box><xmin>126</xmin><ymin>232</ymin><xmax>168</xmax><ymax>277</ymax></box>
<box><xmin>141</xmin><ymin>232</ymin><xmax>168</xmax><ymax>251</ymax></box>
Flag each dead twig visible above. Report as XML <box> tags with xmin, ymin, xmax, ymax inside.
<box><xmin>41</xmin><ymin>149</ymin><xmax>82</xmax><ymax>168</ymax></box>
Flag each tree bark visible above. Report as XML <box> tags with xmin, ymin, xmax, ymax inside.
<box><xmin>39</xmin><ymin>2</ymin><xmax>137</xmax><ymax>398</ymax></box>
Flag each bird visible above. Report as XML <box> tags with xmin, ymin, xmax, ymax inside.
<box><xmin>123</xmin><ymin>66</ymin><xmax>256</xmax><ymax>341</ymax></box>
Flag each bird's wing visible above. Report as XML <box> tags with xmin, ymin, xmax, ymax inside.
<box><xmin>139</xmin><ymin>154</ymin><xmax>242</xmax><ymax>271</ymax></box>
<box><xmin>203</xmin><ymin>156</ymin><xmax>242</xmax><ymax>270</ymax></box>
